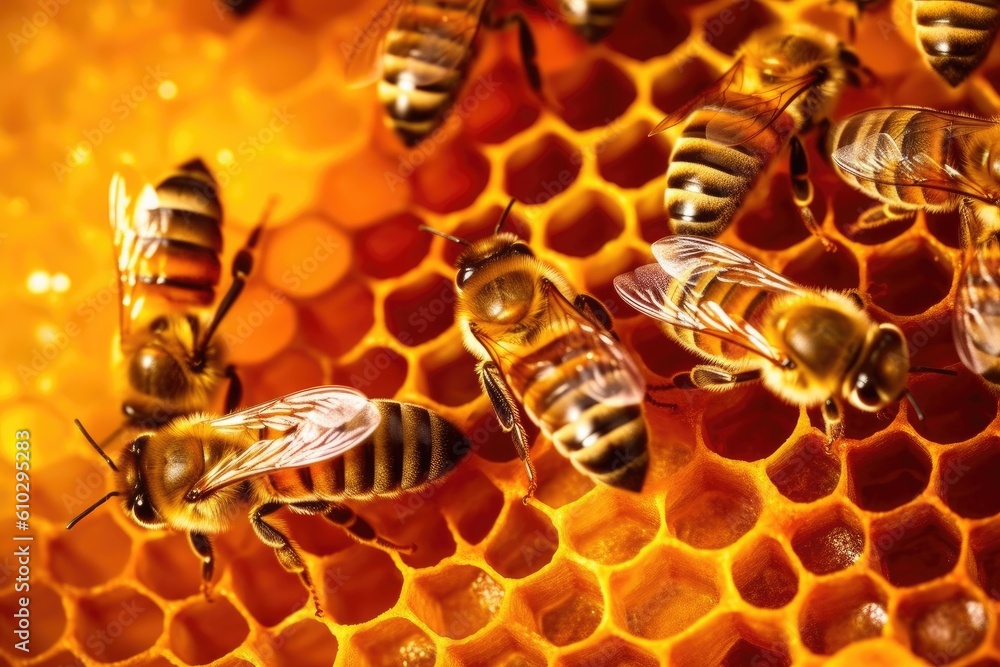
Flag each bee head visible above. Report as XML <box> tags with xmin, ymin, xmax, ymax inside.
<box><xmin>846</xmin><ymin>324</ymin><xmax>909</xmax><ymax>412</ymax></box>
<box><xmin>117</xmin><ymin>434</ymin><xmax>168</xmax><ymax>530</ymax></box>
<box><xmin>455</xmin><ymin>233</ymin><xmax>535</xmax><ymax>288</ymax></box>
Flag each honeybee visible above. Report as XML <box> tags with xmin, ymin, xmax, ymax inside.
<box><xmin>109</xmin><ymin>159</ymin><xmax>268</xmax><ymax>434</ymax></box>
<box><xmin>559</xmin><ymin>0</ymin><xmax>628</xmax><ymax>42</ymax></box>
<box><xmin>829</xmin><ymin>105</ymin><xmax>1000</xmax><ymax>384</ymax></box>
<box><xmin>423</xmin><ymin>201</ymin><xmax>649</xmax><ymax>497</ymax></box>
<box><xmin>650</xmin><ymin>24</ymin><xmax>862</xmax><ymax>244</ymax></box>
<box><xmin>614</xmin><ymin>236</ymin><xmax>919</xmax><ymax>440</ymax></box>
<box><xmin>67</xmin><ymin>387</ymin><xmax>473</xmax><ymax>615</ymax></box>
<box><xmin>912</xmin><ymin>0</ymin><xmax>1000</xmax><ymax>86</ymax></box>
<box><xmin>344</xmin><ymin>0</ymin><xmax>542</xmax><ymax>147</ymax></box>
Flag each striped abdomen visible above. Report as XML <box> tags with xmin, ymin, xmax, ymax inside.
<box><xmin>139</xmin><ymin>158</ymin><xmax>223</xmax><ymax>305</ymax></box>
<box><xmin>665</xmin><ymin>105</ymin><xmax>795</xmax><ymax>237</ymax></box>
<box><xmin>955</xmin><ymin>235</ymin><xmax>1000</xmax><ymax>385</ymax></box>
<box><xmin>560</xmin><ymin>0</ymin><xmax>628</xmax><ymax>42</ymax></box>
<box><xmin>829</xmin><ymin>108</ymin><xmax>959</xmax><ymax>210</ymax></box>
<box><xmin>914</xmin><ymin>0</ymin><xmax>1000</xmax><ymax>86</ymax></box>
<box><xmin>507</xmin><ymin>333</ymin><xmax>648</xmax><ymax>491</ymax></box>
<box><xmin>264</xmin><ymin>401</ymin><xmax>471</xmax><ymax>502</ymax></box>
<box><xmin>378</xmin><ymin>1</ymin><xmax>482</xmax><ymax>146</ymax></box>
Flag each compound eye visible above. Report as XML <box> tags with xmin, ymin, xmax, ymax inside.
<box><xmin>131</xmin><ymin>434</ymin><xmax>150</xmax><ymax>454</ymax></box>
<box><xmin>132</xmin><ymin>493</ymin><xmax>159</xmax><ymax>526</ymax></box>
<box><xmin>149</xmin><ymin>316</ymin><xmax>169</xmax><ymax>334</ymax></box>
<box><xmin>510</xmin><ymin>243</ymin><xmax>534</xmax><ymax>258</ymax></box>
<box><xmin>854</xmin><ymin>373</ymin><xmax>881</xmax><ymax>407</ymax></box>
<box><xmin>457</xmin><ymin>266</ymin><xmax>475</xmax><ymax>288</ymax></box>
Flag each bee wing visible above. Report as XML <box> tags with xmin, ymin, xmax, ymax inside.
<box><xmin>345</xmin><ymin>0</ymin><xmax>487</xmax><ymax>89</ymax></box>
<box><xmin>832</xmin><ymin>108</ymin><xmax>997</xmax><ymax>203</ymax></box>
<box><xmin>188</xmin><ymin>386</ymin><xmax>381</xmax><ymax>496</ymax></box>
<box><xmin>614</xmin><ymin>237</ymin><xmax>807</xmax><ymax>366</ymax></box>
<box><xmin>954</xmin><ymin>236</ymin><xmax>1000</xmax><ymax>378</ymax></box>
<box><xmin>649</xmin><ymin>58</ymin><xmax>747</xmax><ymax>136</ymax></box>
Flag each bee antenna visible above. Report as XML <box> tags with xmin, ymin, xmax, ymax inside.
<box><xmin>418</xmin><ymin>225</ymin><xmax>471</xmax><ymax>247</ymax></box>
<box><xmin>494</xmin><ymin>198</ymin><xmax>517</xmax><ymax>234</ymax></box>
<box><xmin>66</xmin><ymin>491</ymin><xmax>121</xmax><ymax>530</ymax></box>
<box><xmin>74</xmin><ymin>419</ymin><xmax>119</xmax><ymax>472</ymax></box>
<box><xmin>908</xmin><ymin>366</ymin><xmax>959</xmax><ymax>376</ymax></box>
<box><xmin>903</xmin><ymin>389</ymin><xmax>926</xmax><ymax>421</ymax></box>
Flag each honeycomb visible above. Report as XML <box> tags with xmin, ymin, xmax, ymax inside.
<box><xmin>2</xmin><ymin>0</ymin><xmax>1000</xmax><ymax>665</ymax></box>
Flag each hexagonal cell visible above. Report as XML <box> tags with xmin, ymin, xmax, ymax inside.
<box><xmin>49</xmin><ymin>510</ymin><xmax>130</xmax><ymax>587</ymax></box>
<box><xmin>408</xmin><ymin>565</ymin><xmax>503</xmax><ymax>640</ymax></box>
<box><xmin>670</xmin><ymin>613</ymin><xmax>792</xmax><ymax>667</ymax></box>
<box><xmin>597</xmin><ymin>121</ymin><xmax>669</xmax><ymax>190</ymax></box>
<box><xmin>665</xmin><ymin>460</ymin><xmax>762</xmax><ymax>549</ymax></box>
<box><xmin>782</xmin><ymin>239</ymin><xmax>860</xmax><ymax>292</ymax></box>
<box><xmin>700</xmin><ymin>1</ymin><xmax>778</xmax><ymax>55</ymax></box>
<box><xmin>606</xmin><ymin>0</ymin><xmax>690</xmax><ymax>61</ymax></box>
<box><xmin>731</xmin><ymin>536</ymin><xmax>799</xmax><ymax>609</ymax></box>
<box><xmin>897</xmin><ymin>586</ymin><xmax>988</xmax><ymax>665</ymax></box>
<box><xmin>384</xmin><ymin>273</ymin><xmax>456</xmax><ymax>347</ymax></box>
<box><xmin>545</xmin><ymin>190</ymin><xmax>625</xmax><ymax>257</ymax></box>
<box><xmin>231</xmin><ymin>539</ymin><xmax>307</xmax><ymax>626</ymax></box>
<box><xmin>846</xmin><ymin>432</ymin><xmax>931</xmax><ymax>512</ymax></box>
<box><xmin>735</xmin><ymin>173</ymin><xmax>813</xmax><ymax>251</ymax></box>
<box><xmin>0</xmin><ymin>582</ymin><xmax>64</xmax><ymax>657</ymax></box>
<box><xmin>531</xmin><ymin>441</ymin><xmax>596</xmax><ymax>509</ymax></box>
<box><xmin>368</xmin><ymin>499</ymin><xmax>457</xmax><ymax>571</ymax></box>
<box><xmin>356</xmin><ymin>212</ymin><xmax>431</xmax><ymax>279</ymax></box>
<box><xmin>556</xmin><ymin>635</ymin><xmax>659</xmax><ymax>667</ymax></box>
<box><xmin>766</xmin><ymin>431</ymin><xmax>841</xmax><ymax>503</ymax></box>
<box><xmin>243</xmin><ymin>346</ymin><xmax>326</xmax><ymax>407</ymax></box>
<box><xmin>254</xmin><ymin>619</ymin><xmax>338</xmax><ymax>667</ymax></box>
<box><xmin>652</xmin><ymin>58</ymin><xmax>718</xmax><ymax>119</ymax></box>
<box><xmin>871</xmin><ymin>504</ymin><xmax>961</xmax><ymax>587</ymax></box>
<box><xmin>435</xmin><ymin>468</ymin><xmax>505</xmax><ymax>545</ymax></box>
<box><xmin>940</xmin><ymin>441</ymin><xmax>1000</xmax><ymax>519</ymax></box>
<box><xmin>77</xmin><ymin>587</ymin><xmax>164</xmax><ymax>663</ymax></box>
<box><xmin>282</xmin><ymin>508</ymin><xmax>354</xmax><ymax>557</ymax></box>
<box><xmin>609</xmin><ymin>544</ymin><xmax>720</xmax><ymax>641</ymax></box>
<box><xmin>832</xmin><ymin>191</ymin><xmax>916</xmax><ymax>246</ymax></box>
<box><xmin>970</xmin><ymin>523</ymin><xmax>1000</xmax><ymax>600</ymax></box>
<box><xmin>925</xmin><ymin>210</ymin><xmax>963</xmax><ymax>249</ymax></box>
<box><xmin>350</xmin><ymin>617</ymin><xmax>436</xmax><ymax>667</ymax></box>
<box><xmin>136</xmin><ymin>533</ymin><xmax>201</xmax><ymax>600</ymax></box>
<box><xmin>636</xmin><ymin>186</ymin><xmax>669</xmax><ymax>246</ymax></box>
<box><xmin>300</xmin><ymin>277</ymin><xmax>375</xmax><ymax>357</ymax></box>
<box><xmin>412</xmin><ymin>141</ymin><xmax>491</xmax><ymax>214</ymax></box>
<box><xmin>261</xmin><ymin>216</ymin><xmax>351</xmax><ymax>299</ymax></box>
<box><xmin>484</xmin><ymin>502</ymin><xmax>558</xmax><ymax>579</ymax></box>
<box><xmin>702</xmin><ymin>384</ymin><xmax>798</xmax><ymax>462</ymax></box>
<box><xmin>462</xmin><ymin>59</ymin><xmax>541</xmax><ymax>145</ymax></box>
<box><xmin>841</xmin><ymin>401</ymin><xmax>899</xmax><ymax>441</ymax></box>
<box><xmin>906</xmin><ymin>367</ymin><xmax>998</xmax><ymax>444</ymax></box>
<box><xmin>322</xmin><ymin>545</ymin><xmax>403</xmax><ymax>625</ymax></box>
<box><xmin>338</xmin><ymin>346</ymin><xmax>408</xmax><ymax>399</ymax></box>
<box><xmin>446</xmin><ymin>625</ymin><xmax>546</xmax><ymax>667</ymax></box>
<box><xmin>563</xmin><ymin>490</ymin><xmax>658</xmax><ymax>565</ymax></box>
<box><xmin>866</xmin><ymin>239</ymin><xmax>952</xmax><ymax>316</ymax></box>
<box><xmin>550</xmin><ymin>58</ymin><xmax>636</xmax><ymax>132</ymax></box>
<box><xmin>790</xmin><ymin>502</ymin><xmax>866</xmax><ymax>575</ymax></box>
<box><xmin>516</xmin><ymin>560</ymin><xmax>604</xmax><ymax>648</ymax></box>
<box><xmin>418</xmin><ymin>345</ymin><xmax>482</xmax><ymax>407</ymax></box>
<box><xmin>798</xmin><ymin>576</ymin><xmax>888</xmax><ymax>655</ymax></box>
<box><xmin>630</xmin><ymin>321</ymin><xmax>704</xmax><ymax>378</ymax></box>
<box><xmin>504</xmin><ymin>133</ymin><xmax>581</xmax><ymax>206</ymax></box>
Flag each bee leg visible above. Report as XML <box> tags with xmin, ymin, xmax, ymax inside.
<box><xmin>488</xmin><ymin>12</ymin><xmax>542</xmax><ymax>94</ymax></box>
<box><xmin>251</xmin><ymin>502</ymin><xmax>323</xmax><ymax>616</ymax></box>
<box><xmin>188</xmin><ymin>532</ymin><xmax>214</xmax><ymax>601</ymax></box>
<box><xmin>223</xmin><ymin>365</ymin><xmax>243</xmax><ymax>413</ymax></box>
<box><xmin>790</xmin><ymin>136</ymin><xmax>834</xmax><ymax>252</ymax></box>
<box><xmin>849</xmin><ymin>204</ymin><xmax>914</xmax><ymax>233</ymax></box>
<box><xmin>643</xmin><ymin>383</ymin><xmax>679</xmax><ymax>411</ymax></box>
<box><xmin>687</xmin><ymin>365</ymin><xmax>761</xmax><ymax>389</ymax></box>
<box><xmin>574</xmin><ymin>294</ymin><xmax>615</xmax><ymax>333</ymax></box>
<box><xmin>822</xmin><ymin>399</ymin><xmax>845</xmax><ymax>446</ymax></box>
<box><xmin>307</xmin><ymin>502</ymin><xmax>416</xmax><ymax>554</ymax></box>
<box><xmin>479</xmin><ymin>360</ymin><xmax>537</xmax><ymax>503</ymax></box>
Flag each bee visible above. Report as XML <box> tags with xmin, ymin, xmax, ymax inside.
<box><xmin>108</xmin><ymin>159</ymin><xmax>268</xmax><ymax>435</ymax></box>
<box><xmin>422</xmin><ymin>201</ymin><xmax>649</xmax><ymax>497</ymax></box>
<box><xmin>614</xmin><ymin>236</ymin><xmax>921</xmax><ymax>440</ymax></box>
<box><xmin>559</xmin><ymin>0</ymin><xmax>629</xmax><ymax>42</ymax></box>
<box><xmin>829</xmin><ymin>105</ymin><xmax>1000</xmax><ymax>384</ymax></box>
<box><xmin>67</xmin><ymin>386</ymin><xmax>473</xmax><ymax>615</ymax></box>
<box><xmin>344</xmin><ymin>0</ymin><xmax>542</xmax><ymax>147</ymax></box>
<box><xmin>650</xmin><ymin>24</ymin><xmax>862</xmax><ymax>244</ymax></box>
<box><xmin>912</xmin><ymin>0</ymin><xmax>1000</xmax><ymax>87</ymax></box>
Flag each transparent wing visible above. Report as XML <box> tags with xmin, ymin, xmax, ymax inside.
<box><xmin>189</xmin><ymin>386</ymin><xmax>381</xmax><ymax>496</ymax></box>
<box><xmin>954</xmin><ymin>236</ymin><xmax>1000</xmax><ymax>378</ymax></box>
<box><xmin>344</xmin><ymin>0</ymin><xmax>401</xmax><ymax>87</ymax></box>
<box><xmin>649</xmin><ymin>58</ymin><xmax>746</xmax><ymax>136</ymax></box>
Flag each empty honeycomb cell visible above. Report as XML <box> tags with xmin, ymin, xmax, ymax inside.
<box><xmin>550</xmin><ymin>58</ymin><xmax>636</xmax><ymax>132</ymax></box>
<box><xmin>384</xmin><ymin>273</ymin><xmax>456</xmax><ymax>347</ymax></box>
<box><xmin>970</xmin><ymin>524</ymin><xmax>1000</xmax><ymax>600</ymax></box>
<box><xmin>218</xmin><ymin>283</ymin><xmax>297</xmax><ymax>365</ymax></box>
<box><xmin>254</xmin><ymin>619</ymin><xmax>338</xmax><ymax>667</ymax></box>
<box><xmin>636</xmin><ymin>185</ymin><xmax>670</xmax><ymax>246</ymax></box>
<box><xmin>136</xmin><ymin>533</ymin><xmax>202</xmax><ymax>600</ymax></box>
<box><xmin>670</xmin><ymin>613</ymin><xmax>792</xmax><ymax>667</ymax></box>
<box><xmin>412</xmin><ymin>141</ymin><xmax>491</xmax><ymax>214</ymax></box>
<box><xmin>435</xmin><ymin>468</ymin><xmax>505</xmax><ymax>545</ymax></box>
<box><xmin>545</xmin><ymin>190</ymin><xmax>625</xmax><ymax>257</ymax></box>
<box><xmin>610</xmin><ymin>544</ymin><xmax>720</xmax><ymax>641</ymax></box>
<box><xmin>841</xmin><ymin>403</ymin><xmax>899</xmax><ymax>441</ymax></box>
<box><xmin>300</xmin><ymin>277</ymin><xmax>375</xmax><ymax>357</ymax></box>
<box><xmin>514</xmin><ymin>560</ymin><xmax>604</xmax><ymax>647</ymax></box>
<box><xmin>322</xmin><ymin>545</ymin><xmax>403</xmax><ymax>625</ymax></box>
<box><xmin>337</xmin><ymin>346</ymin><xmax>408</xmax><ymax>399</ymax></box>
<box><xmin>355</xmin><ymin>213</ymin><xmax>431</xmax><ymax>280</ymax></box>
<box><xmin>282</xmin><ymin>508</ymin><xmax>354</xmax><ymax>557</ymax></box>
<box><xmin>597</xmin><ymin>121</ymin><xmax>670</xmax><ymax>190</ymax></box>
<box><xmin>530</xmin><ymin>441</ymin><xmax>597</xmax><ymax>509</ymax></box>
<box><xmin>606</xmin><ymin>1</ymin><xmax>690</xmax><ymax>61</ymax></box>
<box><xmin>925</xmin><ymin>210</ymin><xmax>963</xmax><ymax>249</ymax></box>
<box><xmin>0</xmin><ymin>581</ymin><xmax>63</xmax><ymax>657</ymax></box>
<box><xmin>485</xmin><ymin>502</ymin><xmax>558</xmax><ymax>579</ymax></box>
<box><xmin>897</xmin><ymin>587</ymin><xmax>988</xmax><ymax>665</ymax></box>
<box><xmin>766</xmin><ymin>431</ymin><xmax>841</xmax><ymax>503</ymax></box>
<box><xmin>318</xmin><ymin>149</ymin><xmax>411</xmax><ymax>230</ymax></box>
<box><xmin>231</xmin><ymin>539</ymin><xmax>307</xmax><ymax>626</ymax></box>
<box><xmin>652</xmin><ymin>57</ymin><xmax>718</xmax><ymax>119</ymax></box>
<box><xmin>782</xmin><ymin>239</ymin><xmax>860</xmax><ymax>291</ymax></box>
<box><xmin>463</xmin><ymin>410</ymin><xmax>522</xmax><ymax>465</ymax></box>
<box><xmin>285</xmin><ymin>85</ymin><xmax>368</xmax><ymax>151</ymax></box>
<box><xmin>504</xmin><ymin>133</ymin><xmax>581</xmax><ymax>206</ymax></box>
<box><xmin>261</xmin><ymin>216</ymin><xmax>351</xmax><ymax>298</ymax></box>
<box><xmin>701</xmin><ymin>1</ymin><xmax>778</xmax><ymax>55</ymax></box>
<box><xmin>799</xmin><ymin>575</ymin><xmax>888</xmax><ymax>655</ymax></box>
<box><xmin>445</xmin><ymin>626</ymin><xmax>546</xmax><ymax>667</ymax></box>
<box><xmin>630</xmin><ymin>321</ymin><xmax>704</xmax><ymax>378</ymax></box>
<box><xmin>418</xmin><ymin>346</ymin><xmax>482</xmax><ymax>407</ymax></box>
<box><xmin>556</xmin><ymin>635</ymin><xmax>659</xmax><ymax>667</ymax></box>
<box><xmin>832</xmin><ymin>190</ymin><xmax>917</xmax><ymax>246</ymax></box>
<box><xmin>846</xmin><ymin>432</ymin><xmax>931</xmax><ymax>512</ymax></box>
<box><xmin>666</xmin><ymin>460</ymin><xmax>763</xmax><ymax>549</ymax></box>
<box><xmin>242</xmin><ymin>347</ymin><xmax>324</xmax><ymax>407</ymax></box>
<box><xmin>702</xmin><ymin>384</ymin><xmax>799</xmax><ymax>461</ymax></box>
<box><xmin>906</xmin><ymin>369</ymin><xmax>998</xmax><ymax>445</ymax></box>
<box><xmin>866</xmin><ymin>239</ymin><xmax>952</xmax><ymax>316</ymax></box>
<box><xmin>234</xmin><ymin>20</ymin><xmax>318</xmax><ymax>93</ymax></box>
<box><xmin>76</xmin><ymin>587</ymin><xmax>163</xmax><ymax>663</ymax></box>
<box><xmin>409</xmin><ymin>565</ymin><xmax>504</xmax><ymax>640</ymax></box>
<box><xmin>871</xmin><ymin>504</ymin><xmax>961</xmax><ymax>588</ymax></box>
<box><xmin>735</xmin><ymin>175</ymin><xmax>813</xmax><ymax>251</ymax></box>
<box><xmin>350</xmin><ymin>617</ymin><xmax>436</xmax><ymax>667</ymax></box>
<box><xmin>731</xmin><ymin>536</ymin><xmax>799</xmax><ymax>609</ymax></box>
<box><xmin>461</xmin><ymin>59</ymin><xmax>541</xmax><ymax>145</ymax></box>
<box><xmin>170</xmin><ymin>597</ymin><xmax>248</xmax><ymax>665</ymax></box>
<box><xmin>563</xmin><ymin>490</ymin><xmax>658</xmax><ymax>565</ymax></box>
<box><xmin>49</xmin><ymin>510</ymin><xmax>130</xmax><ymax>587</ymax></box>
<box><xmin>790</xmin><ymin>502</ymin><xmax>866</xmax><ymax>575</ymax></box>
